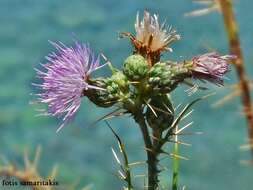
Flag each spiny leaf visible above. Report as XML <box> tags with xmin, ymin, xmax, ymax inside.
<box><xmin>106</xmin><ymin>121</ymin><xmax>133</xmax><ymax>189</ymax></box>
<box><xmin>165</xmin><ymin>93</ymin><xmax>214</xmax><ymax>139</ymax></box>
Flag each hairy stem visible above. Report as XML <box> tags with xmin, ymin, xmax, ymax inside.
<box><xmin>134</xmin><ymin>113</ymin><xmax>159</xmax><ymax>190</ymax></box>
<box><xmin>219</xmin><ymin>0</ymin><xmax>253</xmax><ymax>153</ymax></box>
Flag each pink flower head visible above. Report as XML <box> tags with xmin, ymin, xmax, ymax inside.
<box><xmin>192</xmin><ymin>52</ymin><xmax>236</xmax><ymax>85</ymax></box>
<box><xmin>35</xmin><ymin>41</ymin><xmax>102</xmax><ymax>132</ymax></box>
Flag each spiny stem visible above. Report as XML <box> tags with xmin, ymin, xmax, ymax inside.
<box><xmin>172</xmin><ymin>125</ymin><xmax>179</xmax><ymax>190</ymax></box>
<box><xmin>219</xmin><ymin>0</ymin><xmax>253</xmax><ymax>154</ymax></box>
<box><xmin>134</xmin><ymin>113</ymin><xmax>159</xmax><ymax>190</ymax></box>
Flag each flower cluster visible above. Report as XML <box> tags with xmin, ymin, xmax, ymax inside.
<box><xmin>34</xmin><ymin>11</ymin><xmax>234</xmax><ymax>132</ymax></box>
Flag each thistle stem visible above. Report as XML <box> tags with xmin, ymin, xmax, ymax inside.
<box><xmin>172</xmin><ymin>126</ymin><xmax>179</xmax><ymax>190</ymax></box>
<box><xmin>134</xmin><ymin>113</ymin><xmax>159</xmax><ymax>190</ymax></box>
<box><xmin>219</xmin><ymin>0</ymin><xmax>253</xmax><ymax>154</ymax></box>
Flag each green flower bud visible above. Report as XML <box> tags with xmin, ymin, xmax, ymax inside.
<box><xmin>86</xmin><ymin>72</ymin><xmax>129</xmax><ymax>108</ymax></box>
<box><xmin>110</xmin><ymin>71</ymin><xmax>129</xmax><ymax>91</ymax></box>
<box><xmin>148</xmin><ymin>62</ymin><xmax>191</xmax><ymax>93</ymax></box>
<box><xmin>123</xmin><ymin>54</ymin><xmax>149</xmax><ymax>81</ymax></box>
<box><xmin>86</xmin><ymin>78</ymin><xmax>117</xmax><ymax>108</ymax></box>
<box><xmin>146</xmin><ymin>95</ymin><xmax>174</xmax><ymax>131</ymax></box>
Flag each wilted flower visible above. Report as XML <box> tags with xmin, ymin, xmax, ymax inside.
<box><xmin>135</xmin><ymin>11</ymin><xmax>180</xmax><ymax>52</ymax></box>
<box><xmin>35</xmin><ymin>42</ymin><xmax>102</xmax><ymax>132</ymax></box>
<box><xmin>192</xmin><ymin>52</ymin><xmax>235</xmax><ymax>85</ymax></box>
<box><xmin>121</xmin><ymin>11</ymin><xmax>180</xmax><ymax>66</ymax></box>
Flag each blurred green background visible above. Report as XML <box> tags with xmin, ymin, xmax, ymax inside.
<box><xmin>0</xmin><ymin>0</ymin><xmax>253</xmax><ymax>189</ymax></box>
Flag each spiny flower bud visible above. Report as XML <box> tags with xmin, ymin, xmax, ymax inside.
<box><xmin>123</xmin><ymin>54</ymin><xmax>149</xmax><ymax>81</ymax></box>
<box><xmin>146</xmin><ymin>95</ymin><xmax>174</xmax><ymax>131</ymax></box>
<box><xmin>86</xmin><ymin>71</ymin><xmax>129</xmax><ymax>108</ymax></box>
<box><xmin>148</xmin><ymin>62</ymin><xmax>191</xmax><ymax>93</ymax></box>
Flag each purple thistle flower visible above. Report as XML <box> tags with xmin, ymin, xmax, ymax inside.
<box><xmin>192</xmin><ymin>52</ymin><xmax>236</xmax><ymax>85</ymax></box>
<box><xmin>35</xmin><ymin>41</ymin><xmax>103</xmax><ymax>132</ymax></box>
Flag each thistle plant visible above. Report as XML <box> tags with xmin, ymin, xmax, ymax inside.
<box><xmin>34</xmin><ymin>11</ymin><xmax>235</xmax><ymax>190</ymax></box>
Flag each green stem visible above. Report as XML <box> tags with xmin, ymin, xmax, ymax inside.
<box><xmin>134</xmin><ymin>113</ymin><xmax>159</xmax><ymax>190</ymax></box>
<box><xmin>172</xmin><ymin>126</ymin><xmax>179</xmax><ymax>190</ymax></box>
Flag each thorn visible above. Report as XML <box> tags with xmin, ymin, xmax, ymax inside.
<box><xmin>174</xmin><ymin>103</ymin><xmax>182</xmax><ymax>112</ymax></box>
<box><xmin>162</xmin><ymin>102</ymin><xmax>173</xmax><ymax>114</ymax></box>
<box><xmin>161</xmin><ymin>150</ymin><xmax>189</xmax><ymax>160</ymax></box>
<box><xmin>129</xmin><ymin>81</ymin><xmax>140</xmax><ymax>84</ymax></box>
<box><xmin>168</xmin><ymin>139</ymin><xmax>192</xmax><ymax>146</ymax></box>
<box><xmin>118</xmin><ymin>170</ymin><xmax>126</xmax><ymax>179</ymax></box>
<box><xmin>143</xmin><ymin>147</ymin><xmax>154</xmax><ymax>154</ymax></box>
<box><xmin>128</xmin><ymin>161</ymin><xmax>146</xmax><ymax>167</ymax></box>
<box><xmin>111</xmin><ymin>147</ymin><xmax>121</xmax><ymax>165</ymax></box>
<box><xmin>176</xmin><ymin>122</ymin><xmax>194</xmax><ymax>134</ymax></box>
<box><xmin>104</xmin><ymin>111</ymin><xmax>126</xmax><ymax>121</ymax></box>
<box><xmin>183</xmin><ymin>80</ymin><xmax>208</xmax><ymax>92</ymax></box>
<box><xmin>145</xmin><ymin>100</ymin><xmax>158</xmax><ymax>117</ymax></box>
<box><xmin>101</xmin><ymin>53</ymin><xmax>117</xmax><ymax>73</ymax></box>
<box><xmin>134</xmin><ymin>174</ymin><xmax>146</xmax><ymax>178</ymax></box>
<box><xmin>150</xmin><ymin>134</ymin><xmax>162</xmax><ymax>142</ymax></box>
<box><xmin>151</xmin><ymin>104</ymin><xmax>173</xmax><ymax>115</ymax></box>
<box><xmin>173</xmin><ymin>131</ymin><xmax>203</xmax><ymax>136</ymax></box>
<box><xmin>185</xmin><ymin>83</ymin><xmax>199</xmax><ymax>96</ymax></box>
<box><xmin>181</xmin><ymin>110</ymin><xmax>194</xmax><ymax>121</ymax></box>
